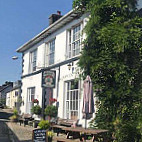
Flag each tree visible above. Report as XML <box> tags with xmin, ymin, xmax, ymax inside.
<box><xmin>73</xmin><ymin>0</ymin><xmax>142</xmax><ymax>141</ymax></box>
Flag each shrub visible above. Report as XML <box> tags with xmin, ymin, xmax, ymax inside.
<box><xmin>31</xmin><ymin>105</ymin><xmax>42</xmax><ymax>115</ymax></box>
<box><xmin>9</xmin><ymin>115</ymin><xmax>18</xmax><ymax>122</ymax></box>
<box><xmin>44</xmin><ymin>105</ymin><xmax>58</xmax><ymax>118</ymax></box>
<box><xmin>38</xmin><ymin>120</ymin><xmax>50</xmax><ymax>130</ymax></box>
<box><xmin>47</xmin><ymin>131</ymin><xmax>54</xmax><ymax>137</ymax></box>
<box><xmin>13</xmin><ymin>108</ymin><xmax>18</xmax><ymax>116</ymax></box>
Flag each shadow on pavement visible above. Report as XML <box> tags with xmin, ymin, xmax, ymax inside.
<box><xmin>0</xmin><ymin>111</ymin><xmax>13</xmax><ymax>120</ymax></box>
<box><xmin>6</xmin><ymin>122</ymin><xmax>32</xmax><ymax>142</ymax></box>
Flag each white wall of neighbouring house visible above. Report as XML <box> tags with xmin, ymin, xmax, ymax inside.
<box><xmin>6</xmin><ymin>92</ymin><xmax>10</xmax><ymax>107</ymax></box>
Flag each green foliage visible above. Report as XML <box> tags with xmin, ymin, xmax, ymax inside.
<box><xmin>47</xmin><ymin>131</ymin><xmax>54</xmax><ymax>137</ymax></box>
<box><xmin>9</xmin><ymin>115</ymin><xmax>18</xmax><ymax>120</ymax></box>
<box><xmin>38</xmin><ymin>119</ymin><xmax>50</xmax><ymax>130</ymax></box>
<box><xmin>9</xmin><ymin>115</ymin><xmax>18</xmax><ymax>122</ymax></box>
<box><xmin>0</xmin><ymin>98</ymin><xmax>6</xmax><ymax>105</ymax></box>
<box><xmin>73</xmin><ymin>0</ymin><xmax>142</xmax><ymax>141</ymax></box>
<box><xmin>44</xmin><ymin>105</ymin><xmax>58</xmax><ymax>118</ymax></box>
<box><xmin>31</xmin><ymin>105</ymin><xmax>42</xmax><ymax>115</ymax></box>
<box><xmin>13</xmin><ymin>108</ymin><xmax>18</xmax><ymax>116</ymax></box>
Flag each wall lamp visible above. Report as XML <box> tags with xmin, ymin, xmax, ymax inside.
<box><xmin>12</xmin><ymin>56</ymin><xmax>19</xmax><ymax>60</ymax></box>
<box><xmin>67</xmin><ymin>62</ymin><xmax>73</xmax><ymax>70</ymax></box>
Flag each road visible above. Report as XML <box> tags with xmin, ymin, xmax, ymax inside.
<box><xmin>0</xmin><ymin>108</ymin><xmax>13</xmax><ymax>142</ymax></box>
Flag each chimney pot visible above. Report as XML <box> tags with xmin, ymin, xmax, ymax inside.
<box><xmin>57</xmin><ymin>11</ymin><xmax>61</xmax><ymax>15</ymax></box>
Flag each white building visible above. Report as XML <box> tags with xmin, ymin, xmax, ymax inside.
<box><xmin>6</xmin><ymin>80</ymin><xmax>21</xmax><ymax>113</ymax></box>
<box><xmin>17</xmin><ymin>10</ymin><xmax>96</xmax><ymax>127</ymax></box>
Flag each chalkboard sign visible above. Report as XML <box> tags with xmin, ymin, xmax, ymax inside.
<box><xmin>32</xmin><ymin>129</ymin><xmax>48</xmax><ymax>142</ymax></box>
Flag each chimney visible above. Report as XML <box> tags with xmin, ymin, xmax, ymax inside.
<box><xmin>49</xmin><ymin>11</ymin><xmax>62</xmax><ymax>25</ymax></box>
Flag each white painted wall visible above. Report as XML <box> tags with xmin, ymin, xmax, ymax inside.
<box><xmin>20</xmin><ymin>73</ymin><xmax>42</xmax><ymax>114</ymax></box>
<box><xmin>20</xmin><ymin>12</ymin><xmax>95</xmax><ymax>127</ymax></box>
<box><xmin>22</xmin><ymin>13</ymin><xmax>89</xmax><ymax>77</ymax></box>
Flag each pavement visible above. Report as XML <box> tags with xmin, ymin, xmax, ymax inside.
<box><xmin>0</xmin><ymin>120</ymin><xmax>11</xmax><ymax>142</ymax></box>
<box><xmin>2</xmin><ymin>109</ymin><xmax>34</xmax><ymax>142</ymax></box>
<box><xmin>1</xmin><ymin>109</ymin><xmax>58</xmax><ymax>142</ymax></box>
<box><xmin>7</xmin><ymin>121</ymin><xmax>33</xmax><ymax>142</ymax></box>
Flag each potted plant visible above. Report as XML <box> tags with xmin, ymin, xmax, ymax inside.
<box><xmin>9</xmin><ymin>108</ymin><xmax>18</xmax><ymax>122</ymax></box>
<box><xmin>44</xmin><ymin>105</ymin><xmax>58</xmax><ymax>119</ymax></box>
<box><xmin>31</xmin><ymin>105</ymin><xmax>41</xmax><ymax>115</ymax></box>
<box><xmin>49</xmin><ymin>98</ymin><xmax>57</xmax><ymax>104</ymax></box>
<box><xmin>38</xmin><ymin>119</ymin><xmax>50</xmax><ymax>130</ymax></box>
<box><xmin>47</xmin><ymin>131</ymin><xmax>54</xmax><ymax>142</ymax></box>
<box><xmin>32</xmin><ymin>99</ymin><xmax>39</xmax><ymax>104</ymax></box>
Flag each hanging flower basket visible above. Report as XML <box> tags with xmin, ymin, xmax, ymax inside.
<box><xmin>32</xmin><ymin>99</ymin><xmax>39</xmax><ymax>104</ymax></box>
<box><xmin>49</xmin><ymin>98</ymin><xmax>57</xmax><ymax>104</ymax></box>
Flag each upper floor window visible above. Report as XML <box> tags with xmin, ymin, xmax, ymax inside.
<box><xmin>29</xmin><ymin>49</ymin><xmax>37</xmax><ymax>73</ymax></box>
<box><xmin>45</xmin><ymin>39</ymin><xmax>55</xmax><ymax>66</ymax></box>
<box><xmin>15</xmin><ymin>91</ymin><xmax>19</xmax><ymax>96</ymax></box>
<box><xmin>67</xmin><ymin>24</ymin><xmax>82</xmax><ymax>58</ymax></box>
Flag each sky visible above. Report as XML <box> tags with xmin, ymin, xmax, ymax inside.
<box><xmin>0</xmin><ymin>0</ymin><xmax>142</xmax><ymax>86</ymax></box>
<box><xmin>0</xmin><ymin>0</ymin><xmax>73</xmax><ymax>85</ymax></box>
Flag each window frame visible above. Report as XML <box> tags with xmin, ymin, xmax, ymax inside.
<box><xmin>45</xmin><ymin>39</ymin><xmax>55</xmax><ymax>66</ymax></box>
<box><xmin>27</xmin><ymin>87</ymin><xmax>35</xmax><ymax>102</ymax></box>
<box><xmin>64</xmin><ymin>80</ymin><xmax>80</xmax><ymax>120</ymax></box>
<box><xmin>29</xmin><ymin>49</ymin><xmax>37</xmax><ymax>73</ymax></box>
<box><xmin>67</xmin><ymin>23</ymin><xmax>82</xmax><ymax>59</ymax></box>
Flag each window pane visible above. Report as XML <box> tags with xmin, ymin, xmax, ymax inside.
<box><xmin>65</xmin><ymin>80</ymin><xmax>79</xmax><ymax>120</ymax></box>
<box><xmin>48</xmin><ymin>39</ymin><xmax>55</xmax><ymax>65</ymax></box>
<box><xmin>67</xmin><ymin>25</ymin><xmax>81</xmax><ymax>58</ymax></box>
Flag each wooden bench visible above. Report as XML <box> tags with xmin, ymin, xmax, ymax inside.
<box><xmin>57</xmin><ymin>118</ymin><xmax>79</xmax><ymax>127</ymax></box>
<box><xmin>53</xmin><ymin>135</ymin><xmax>81</xmax><ymax>142</ymax></box>
<box><xmin>51</xmin><ymin>118</ymin><xmax>81</xmax><ymax>140</ymax></box>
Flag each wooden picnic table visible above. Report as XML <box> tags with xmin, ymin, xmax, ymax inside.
<box><xmin>62</xmin><ymin>126</ymin><xmax>108</xmax><ymax>134</ymax></box>
<box><xmin>52</xmin><ymin>125</ymin><xmax>109</xmax><ymax>142</ymax></box>
<box><xmin>52</xmin><ymin>125</ymin><xmax>67</xmax><ymax>136</ymax></box>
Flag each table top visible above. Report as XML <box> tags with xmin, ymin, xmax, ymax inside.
<box><xmin>52</xmin><ymin>125</ymin><xmax>67</xmax><ymax>129</ymax></box>
<box><xmin>62</xmin><ymin>127</ymin><xmax>108</xmax><ymax>134</ymax></box>
<box><xmin>52</xmin><ymin>125</ymin><xmax>108</xmax><ymax>134</ymax></box>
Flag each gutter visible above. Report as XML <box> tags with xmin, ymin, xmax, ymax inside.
<box><xmin>21</xmin><ymin>56</ymin><xmax>80</xmax><ymax>79</ymax></box>
<box><xmin>16</xmin><ymin>9</ymin><xmax>78</xmax><ymax>53</ymax></box>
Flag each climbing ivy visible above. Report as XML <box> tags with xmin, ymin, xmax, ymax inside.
<box><xmin>73</xmin><ymin>0</ymin><xmax>142</xmax><ymax>141</ymax></box>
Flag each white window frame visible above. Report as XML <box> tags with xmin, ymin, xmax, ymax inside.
<box><xmin>45</xmin><ymin>39</ymin><xmax>55</xmax><ymax>66</ymax></box>
<box><xmin>67</xmin><ymin>23</ymin><xmax>82</xmax><ymax>58</ymax></box>
<box><xmin>65</xmin><ymin>80</ymin><xmax>80</xmax><ymax>120</ymax></box>
<box><xmin>29</xmin><ymin>49</ymin><xmax>37</xmax><ymax>73</ymax></box>
<box><xmin>27</xmin><ymin>87</ymin><xmax>35</xmax><ymax>102</ymax></box>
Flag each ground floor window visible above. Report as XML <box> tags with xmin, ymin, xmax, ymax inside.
<box><xmin>65</xmin><ymin>80</ymin><xmax>80</xmax><ymax>120</ymax></box>
<box><xmin>27</xmin><ymin>87</ymin><xmax>35</xmax><ymax>114</ymax></box>
<box><xmin>27</xmin><ymin>87</ymin><xmax>35</xmax><ymax>102</ymax></box>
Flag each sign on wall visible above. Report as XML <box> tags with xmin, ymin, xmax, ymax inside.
<box><xmin>42</xmin><ymin>70</ymin><xmax>56</xmax><ymax>88</ymax></box>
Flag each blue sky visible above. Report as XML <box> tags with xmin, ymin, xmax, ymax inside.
<box><xmin>0</xmin><ymin>0</ymin><xmax>73</xmax><ymax>85</ymax></box>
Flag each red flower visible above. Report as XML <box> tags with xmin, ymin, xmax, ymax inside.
<box><xmin>49</xmin><ymin>98</ymin><xmax>57</xmax><ymax>103</ymax></box>
<box><xmin>32</xmin><ymin>99</ymin><xmax>39</xmax><ymax>103</ymax></box>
